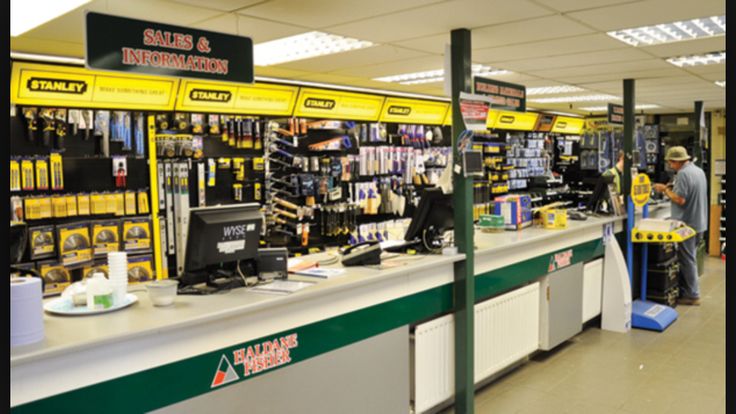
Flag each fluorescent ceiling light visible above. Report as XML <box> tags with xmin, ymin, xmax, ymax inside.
<box><xmin>11</xmin><ymin>0</ymin><xmax>92</xmax><ymax>36</ymax></box>
<box><xmin>373</xmin><ymin>64</ymin><xmax>510</xmax><ymax>85</ymax></box>
<box><xmin>715</xmin><ymin>80</ymin><xmax>725</xmax><ymax>87</ymax></box>
<box><xmin>11</xmin><ymin>51</ymin><xmax>85</xmax><ymax>65</ymax></box>
<box><xmin>579</xmin><ymin>104</ymin><xmax>660</xmax><ymax>111</ymax></box>
<box><xmin>607</xmin><ymin>15</ymin><xmax>726</xmax><ymax>46</ymax></box>
<box><xmin>254</xmin><ymin>31</ymin><xmax>373</xmax><ymax>66</ymax></box>
<box><xmin>529</xmin><ymin>94</ymin><xmax>620</xmax><ymax>104</ymax></box>
<box><xmin>666</xmin><ymin>51</ymin><xmax>725</xmax><ymax>67</ymax></box>
<box><xmin>527</xmin><ymin>85</ymin><xmax>585</xmax><ymax>95</ymax></box>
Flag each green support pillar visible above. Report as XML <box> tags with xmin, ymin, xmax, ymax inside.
<box><xmin>694</xmin><ymin>100</ymin><xmax>703</xmax><ymax>168</ymax></box>
<box><xmin>623</xmin><ymin>79</ymin><xmax>634</xmax><ymax>202</ymax></box>
<box><xmin>450</xmin><ymin>28</ymin><xmax>475</xmax><ymax>414</ymax></box>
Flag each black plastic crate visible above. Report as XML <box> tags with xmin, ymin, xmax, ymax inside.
<box><xmin>647</xmin><ymin>243</ymin><xmax>677</xmax><ymax>264</ymax></box>
<box><xmin>647</xmin><ymin>286</ymin><xmax>679</xmax><ymax>308</ymax></box>
<box><xmin>646</xmin><ymin>267</ymin><xmax>678</xmax><ymax>291</ymax></box>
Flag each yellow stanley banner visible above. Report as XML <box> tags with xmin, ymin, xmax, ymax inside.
<box><xmin>551</xmin><ymin>116</ymin><xmax>585</xmax><ymax>134</ymax></box>
<box><xmin>489</xmin><ymin>110</ymin><xmax>538</xmax><ymax>131</ymax></box>
<box><xmin>485</xmin><ymin>109</ymin><xmax>501</xmax><ymax>128</ymax></box>
<box><xmin>443</xmin><ymin>108</ymin><xmax>453</xmax><ymax>125</ymax></box>
<box><xmin>176</xmin><ymin>80</ymin><xmax>298</xmax><ymax>115</ymax></box>
<box><xmin>379</xmin><ymin>97</ymin><xmax>449</xmax><ymax>124</ymax></box>
<box><xmin>293</xmin><ymin>87</ymin><xmax>384</xmax><ymax>121</ymax></box>
<box><xmin>10</xmin><ymin>62</ymin><xmax>178</xmax><ymax>110</ymax></box>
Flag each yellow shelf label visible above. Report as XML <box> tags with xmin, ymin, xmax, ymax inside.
<box><xmin>11</xmin><ymin>62</ymin><xmax>178</xmax><ymax>110</ymax></box>
<box><xmin>175</xmin><ymin>80</ymin><xmax>298</xmax><ymax>115</ymax></box>
<box><xmin>379</xmin><ymin>97</ymin><xmax>449</xmax><ymax>124</ymax></box>
<box><xmin>551</xmin><ymin>116</ymin><xmax>585</xmax><ymax>134</ymax></box>
<box><xmin>293</xmin><ymin>87</ymin><xmax>384</xmax><ymax>121</ymax></box>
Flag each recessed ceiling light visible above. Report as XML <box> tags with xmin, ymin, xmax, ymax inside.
<box><xmin>607</xmin><ymin>15</ymin><xmax>726</xmax><ymax>46</ymax></box>
<box><xmin>254</xmin><ymin>31</ymin><xmax>373</xmax><ymax>66</ymax></box>
<box><xmin>579</xmin><ymin>104</ymin><xmax>660</xmax><ymax>111</ymax></box>
<box><xmin>715</xmin><ymin>80</ymin><xmax>725</xmax><ymax>87</ymax></box>
<box><xmin>11</xmin><ymin>0</ymin><xmax>92</xmax><ymax>37</ymax></box>
<box><xmin>527</xmin><ymin>85</ymin><xmax>585</xmax><ymax>95</ymax></box>
<box><xmin>666</xmin><ymin>51</ymin><xmax>725</xmax><ymax>67</ymax></box>
<box><xmin>373</xmin><ymin>64</ymin><xmax>510</xmax><ymax>85</ymax></box>
<box><xmin>529</xmin><ymin>95</ymin><xmax>620</xmax><ymax>104</ymax></box>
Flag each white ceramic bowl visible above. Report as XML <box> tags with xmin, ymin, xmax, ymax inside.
<box><xmin>145</xmin><ymin>280</ymin><xmax>179</xmax><ymax>307</ymax></box>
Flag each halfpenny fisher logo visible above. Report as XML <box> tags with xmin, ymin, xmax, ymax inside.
<box><xmin>211</xmin><ymin>333</ymin><xmax>299</xmax><ymax>388</ymax></box>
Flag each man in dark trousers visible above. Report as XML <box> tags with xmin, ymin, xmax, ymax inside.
<box><xmin>653</xmin><ymin>146</ymin><xmax>708</xmax><ymax>306</ymax></box>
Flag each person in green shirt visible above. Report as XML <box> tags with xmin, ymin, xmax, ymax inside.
<box><xmin>603</xmin><ymin>150</ymin><xmax>624</xmax><ymax>195</ymax></box>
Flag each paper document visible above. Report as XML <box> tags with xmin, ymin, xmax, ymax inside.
<box><xmin>292</xmin><ymin>268</ymin><xmax>345</xmax><ymax>279</ymax></box>
<box><xmin>248</xmin><ymin>280</ymin><xmax>316</xmax><ymax>295</ymax></box>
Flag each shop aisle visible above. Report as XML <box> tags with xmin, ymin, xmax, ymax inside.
<box><xmin>440</xmin><ymin>256</ymin><xmax>725</xmax><ymax>414</ymax></box>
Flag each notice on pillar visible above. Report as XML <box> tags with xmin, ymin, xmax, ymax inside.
<box><xmin>85</xmin><ymin>12</ymin><xmax>253</xmax><ymax>83</ymax></box>
<box><xmin>458</xmin><ymin>92</ymin><xmax>491</xmax><ymax>131</ymax></box>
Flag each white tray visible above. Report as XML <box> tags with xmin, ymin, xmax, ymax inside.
<box><xmin>44</xmin><ymin>293</ymin><xmax>138</xmax><ymax>316</ymax></box>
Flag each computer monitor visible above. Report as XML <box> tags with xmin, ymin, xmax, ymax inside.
<box><xmin>404</xmin><ymin>188</ymin><xmax>454</xmax><ymax>252</ymax></box>
<box><xmin>586</xmin><ymin>174</ymin><xmax>615</xmax><ymax>214</ymax></box>
<box><xmin>180</xmin><ymin>203</ymin><xmax>262</xmax><ymax>287</ymax></box>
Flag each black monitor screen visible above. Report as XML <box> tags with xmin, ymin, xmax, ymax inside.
<box><xmin>405</xmin><ymin>188</ymin><xmax>454</xmax><ymax>243</ymax></box>
<box><xmin>586</xmin><ymin>174</ymin><xmax>615</xmax><ymax>213</ymax></box>
<box><xmin>184</xmin><ymin>203</ymin><xmax>262</xmax><ymax>273</ymax></box>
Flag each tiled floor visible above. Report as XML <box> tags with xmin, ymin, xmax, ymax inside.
<box><xmin>441</xmin><ymin>256</ymin><xmax>725</xmax><ymax>414</ymax></box>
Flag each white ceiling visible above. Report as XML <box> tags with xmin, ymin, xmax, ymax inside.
<box><xmin>10</xmin><ymin>0</ymin><xmax>726</xmax><ymax>115</ymax></box>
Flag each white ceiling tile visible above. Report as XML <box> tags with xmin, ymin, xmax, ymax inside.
<box><xmin>332</xmin><ymin>55</ymin><xmax>445</xmax><ymax>78</ymax></box>
<box><xmin>641</xmin><ymin>36</ymin><xmax>726</xmax><ymax>58</ymax></box>
<box><xmin>490</xmin><ymin>48</ymin><xmax>654</xmax><ymax>72</ymax></box>
<box><xmin>169</xmin><ymin>0</ymin><xmax>264</xmax><ymax>12</ymax></box>
<box><xmin>566</xmin><ymin>0</ymin><xmax>725</xmax><ymax>32</ymax></box>
<box><xmin>239</xmin><ymin>0</ymin><xmax>441</xmax><ymax>30</ymax></box>
<box><xmin>236</xmin><ymin>15</ymin><xmax>311</xmax><ymax>43</ymax></box>
<box><xmin>470</xmin><ymin>15</ymin><xmax>596</xmax><ymax>50</ymax></box>
<box><xmin>391</xmin><ymin>34</ymin><xmax>449</xmax><ymax>55</ymax></box>
<box><xmin>275</xmin><ymin>45</ymin><xmax>428</xmax><ymax>72</ymax></box>
<box><xmin>472</xmin><ymin>33</ymin><xmax>626</xmax><ymax>63</ymax></box>
<box><xmin>679</xmin><ymin>63</ymin><xmax>726</xmax><ymax>76</ymax></box>
<box><xmin>10</xmin><ymin>37</ymin><xmax>84</xmax><ymax>57</ymax></box>
<box><xmin>191</xmin><ymin>13</ymin><xmax>239</xmax><ymax>35</ymax></box>
<box><xmin>105</xmin><ymin>0</ymin><xmax>225</xmax><ymax>26</ymax></box>
<box><xmin>533</xmin><ymin>0</ymin><xmax>645</xmax><ymax>13</ymax></box>
<box><xmin>254</xmin><ymin>66</ymin><xmax>315</xmax><ymax>79</ymax></box>
<box><xmin>324</xmin><ymin>0</ymin><xmax>553</xmax><ymax>43</ymax></box>
<box><xmin>529</xmin><ymin>59</ymin><xmax>676</xmax><ymax>78</ymax></box>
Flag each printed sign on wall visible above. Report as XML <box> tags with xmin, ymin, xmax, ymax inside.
<box><xmin>86</xmin><ymin>12</ymin><xmax>253</xmax><ymax>83</ymax></box>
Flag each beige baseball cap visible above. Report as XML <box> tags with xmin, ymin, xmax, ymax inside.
<box><xmin>664</xmin><ymin>146</ymin><xmax>691</xmax><ymax>161</ymax></box>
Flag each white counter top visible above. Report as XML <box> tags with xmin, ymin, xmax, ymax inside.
<box><xmin>11</xmin><ymin>252</ymin><xmax>464</xmax><ymax>366</ymax></box>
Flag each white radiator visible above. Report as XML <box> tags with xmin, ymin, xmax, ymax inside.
<box><xmin>412</xmin><ymin>282</ymin><xmax>540</xmax><ymax>414</ymax></box>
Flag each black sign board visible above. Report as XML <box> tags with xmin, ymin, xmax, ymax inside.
<box><xmin>608</xmin><ymin>103</ymin><xmax>624</xmax><ymax>124</ymax></box>
<box><xmin>85</xmin><ymin>12</ymin><xmax>253</xmax><ymax>83</ymax></box>
<box><xmin>473</xmin><ymin>76</ymin><xmax>526</xmax><ymax>111</ymax></box>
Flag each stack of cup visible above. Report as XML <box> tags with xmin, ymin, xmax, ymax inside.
<box><xmin>107</xmin><ymin>251</ymin><xmax>128</xmax><ymax>305</ymax></box>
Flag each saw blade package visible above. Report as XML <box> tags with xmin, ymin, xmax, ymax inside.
<box><xmin>56</xmin><ymin>222</ymin><xmax>93</xmax><ymax>267</ymax></box>
<box><xmin>127</xmin><ymin>254</ymin><xmax>154</xmax><ymax>284</ymax></box>
<box><xmin>38</xmin><ymin>260</ymin><xmax>72</xmax><ymax>296</ymax></box>
<box><xmin>122</xmin><ymin>217</ymin><xmax>152</xmax><ymax>253</ymax></box>
<box><xmin>28</xmin><ymin>225</ymin><xmax>56</xmax><ymax>260</ymax></box>
<box><xmin>92</xmin><ymin>220</ymin><xmax>121</xmax><ymax>257</ymax></box>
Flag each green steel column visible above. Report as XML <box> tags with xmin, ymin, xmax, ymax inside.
<box><xmin>694</xmin><ymin>101</ymin><xmax>703</xmax><ymax>168</ymax></box>
<box><xmin>450</xmin><ymin>28</ymin><xmax>474</xmax><ymax>414</ymax></box>
<box><xmin>623</xmin><ymin>79</ymin><xmax>634</xmax><ymax>201</ymax></box>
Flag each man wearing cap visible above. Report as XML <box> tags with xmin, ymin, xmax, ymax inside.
<box><xmin>653</xmin><ymin>146</ymin><xmax>708</xmax><ymax>306</ymax></box>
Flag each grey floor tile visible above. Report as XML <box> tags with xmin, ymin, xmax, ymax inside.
<box><xmin>436</xmin><ymin>257</ymin><xmax>724</xmax><ymax>414</ymax></box>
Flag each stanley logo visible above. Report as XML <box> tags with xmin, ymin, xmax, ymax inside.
<box><xmin>304</xmin><ymin>98</ymin><xmax>336</xmax><ymax>110</ymax></box>
<box><xmin>387</xmin><ymin>105</ymin><xmax>411</xmax><ymax>116</ymax></box>
<box><xmin>190</xmin><ymin>89</ymin><xmax>232</xmax><ymax>102</ymax></box>
<box><xmin>27</xmin><ymin>78</ymin><xmax>87</xmax><ymax>94</ymax></box>
<box><xmin>557</xmin><ymin>122</ymin><xmax>567</xmax><ymax>128</ymax></box>
<box><xmin>499</xmin><ymin>115</ymin><xmax>515</xmax><ymax>124</ymax></box>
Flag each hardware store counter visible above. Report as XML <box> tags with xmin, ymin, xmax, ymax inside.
<box><xmin>11</xmin><ymin>252</ymin><xmax>465</xmax><ymax>413</ymax></box>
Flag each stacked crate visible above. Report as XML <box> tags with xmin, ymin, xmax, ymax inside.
<box><xmin>646</xmin><ymin>243</ymin><xmax>679</xmax><ymax>308</ymax></box>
